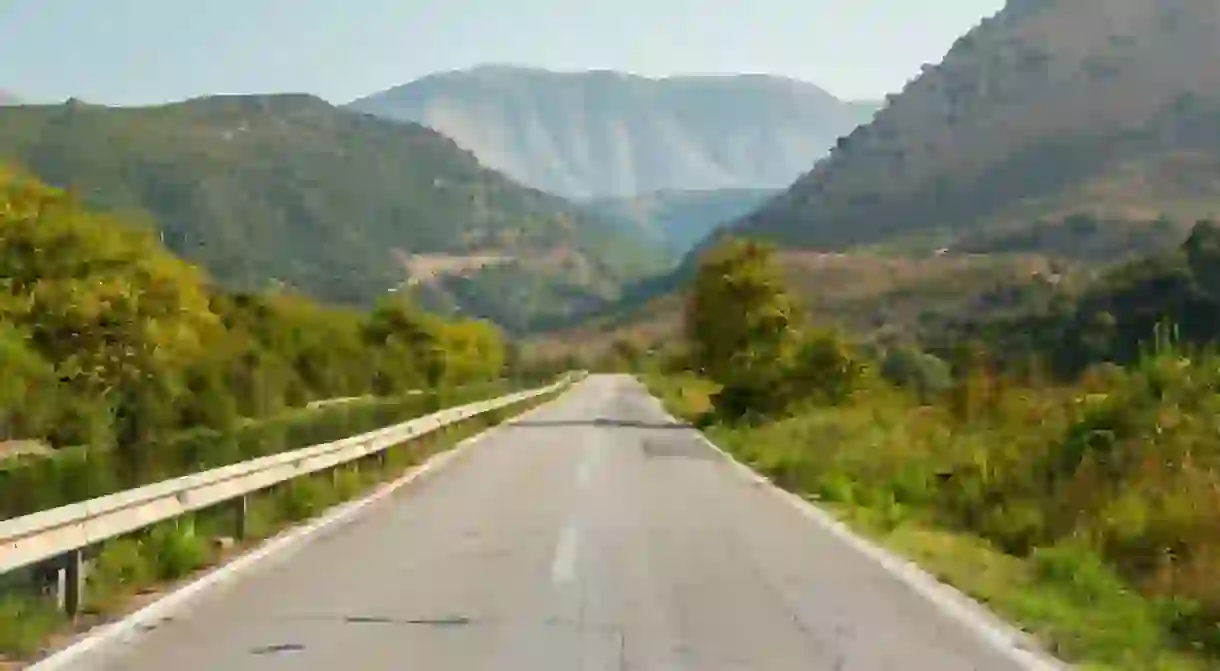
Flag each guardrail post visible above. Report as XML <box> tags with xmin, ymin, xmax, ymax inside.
<box><xmin>235</xmin><ymin>495</ymin><xmax>249</xmax><ymax>541</ymax></box>
<box><xmin>56</xmin><ymin>549</ymin><xmax>84</xmax><ymax>617</ymax></box>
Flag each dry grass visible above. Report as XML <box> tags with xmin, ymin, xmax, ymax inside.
<box><xmin>392</xmin><ymin>250</ymin><xmax>513</xmax><ymax>286</ymax></box>
<box><xmin>526</xmin><ymin>249</ymin><xmax>1067</xmax><ymax>360</ymax></box>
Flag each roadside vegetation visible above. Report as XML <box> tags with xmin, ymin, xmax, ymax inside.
<box><xmin>0</xmin><ymin>169</ymin><xmax>570</xmax><ymax>660</ymax></box>
<box><xmin>0</xmin><ymin>385</ymin><xmax>566</xmax><ymax>662</ymax></box>
<box><xmin>645</xmin><ymin>233</ymin><xmax>1220</xmax><ymax>670</ymax></box>
<box><xmin>0</xmin><ymin>168</ymin><xmax>554</xmax><ymax>504</ymax></box>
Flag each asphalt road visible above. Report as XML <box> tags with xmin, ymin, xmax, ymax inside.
<box><xmin>80</xmin><ymin>375</ymin><xmax>1045</xmax><ymax>670</ymax></box>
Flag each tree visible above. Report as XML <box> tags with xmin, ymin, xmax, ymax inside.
<box><xmin>0</xmin><ymin>325</ymin><xmax>60</xmax><ymax>441</ymax></box>
<box><xmin>880</xmin><ymin>344</ymin><xmax>952</xmax><ymax>402</ymax></box>
<box><xmin>787</xmin><ymin>329</ymin><xmax>867</xmax><ymax>406</ymax></box>
<box><xmin>685</xmin><ymin>238</ymin><xmax>803</xmax><ymax>418</ymax></box>
<box><xmin>364</xmin><ymin>298</ymin><xmax>441</xmax><ymax>391</ymax></box>
<box><xmin>0</xmin><ymin>171</ymin><xmax>223</xmax><ymax>445</ymax></box>
<box><xmin>608</xmin><ymin>336</ymin><xmax>646</xmax><ymax>371</ymax></box>
<box><xmin>433</xmin><ymin>318</ymin><xmax>506</xmax><ymax>386</ymax></box>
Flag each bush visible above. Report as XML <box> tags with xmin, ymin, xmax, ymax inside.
<box><xmin>88</xmin><ymin>538</ymin><xmax>155</xmax><ymax>609</ymax></box>
<box><xmin>0</xmin><ymin>594</ymin><xmax>62</xmax><ymax>657</ymax></box>
<box><xmin>881</xmin><ymin>345</ymin><xmax>953</xmax><ymax>402</ymax></box>
<box><xmin>144</xmin><ymin>520</ymin><xmax>209</xmax><ymax>581</ymax></box>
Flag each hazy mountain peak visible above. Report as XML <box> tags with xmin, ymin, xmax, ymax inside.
<box><xmin>350</xmin><ymin>66</ymin><xmax>878</xmax><ymax>198</ymax></box>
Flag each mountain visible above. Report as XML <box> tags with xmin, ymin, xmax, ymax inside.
<box><xmin>0</xmin><ymin>94</ymin><xmax>666</xmax><ymax>332</ymax></box>
<box><xmin>582</xmin><ymin>188</ymin><xmax>779</xmax><ymax>258</ymax></box>
<box><xmin>0</xmin><ymin>91</ymin><xmax>19</xmax><ymax>106</ymax></box>
<box><xmin>731</xmin><ymin>0</ymin><xmax>1220</xmax><ymax>253</ymax></box>
<box><xmin>349</xmin><ymin>66</ymin><xmax>879</xmax><ymax>199</ymax></box>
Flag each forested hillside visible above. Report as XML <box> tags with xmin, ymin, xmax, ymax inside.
<box><xmin>0</xmin><ymin>95</ymin><xmax>664</xmax><ymax>332</ymax></box>
<box><xmin>0</xmin><ymin>168</ymin><xmax>510</xmax><ymax>455</ymax></box>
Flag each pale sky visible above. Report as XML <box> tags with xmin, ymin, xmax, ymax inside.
<box><xmin>0</xmin><ymin>0</ymin><xmax>1005</xmax><ymax>105</ymax></box>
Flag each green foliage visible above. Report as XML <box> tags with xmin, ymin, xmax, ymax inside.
<box><xmin>0</xmin><ymin>171</ymin><xmax>522</xmax><ymax>518</ymax></box>
<box><xmin>684</xmin><ymin>238</ymin><xmax>867</xmax><ymax>420</ymax></box>
<box><xmin>967</xmin><ymin>220</ymin><xmax>1220</xmax><ymax>377</ymax></box>
<box><xmin>653</xmin><ymin>221</ymin><xmax>1220</xmax><ymax>666</ymax></box>
<box><xmin>651</xmin><ymin>363</ymin><xmax>1217</xmax><ymax>668</ymax></box>
<box><xmin>144</xmin><ymin>520</ymin><xmax>210</xmax><ymax>580</ymax></box>
<box><xmin>276</xmin><ymin>476</ymin><xmax>338</xmax><ymax>523</ymax></box>
<box><xmin>0</xmin><ymin>371</ymin><xmax>570</xmax><ymax>661</ymax></box>
<box><xmin>0</xmin><ymin>594</ymin><xmax>62</xmax><ymax>658</ymax></box>
<box><xmin>880</xmin><ymin>344</ymin><xmax>953</xmax><ymax>401</ymax></box>
<box><xmin>686</xmin><ymin>238</ymin><xmax>801</xmax><ymax>382</ymax></box>
<box><xmin>0</xmin><ymin>326</ymin><xmax>59</xmax><ymax>440</ymax></box>
<box><xmin>685</xmin><ymin>238</ymin><xmax>799</xmax><ymax>418</ymax></box>
<box><xmin>785</xmin><ymin>330</ymin><xmax>868</xmax><ymax>406</ymax></box>
<box><xmin>90</xmin><ymin>539</ymin><xmax>154</xmax><ymax>599</ymax></box>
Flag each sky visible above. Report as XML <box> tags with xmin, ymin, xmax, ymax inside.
<box><xmin>0</xmin><ymin>0</ymin><xmax>1005</xmax><ymax>106</ymax></box>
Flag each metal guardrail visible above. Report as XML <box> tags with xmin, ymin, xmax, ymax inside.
<box><xmin>302</xmin><ymin>379</ymin><xmax>526</xmax><ymax>409</ymax></box>
<box><xmin>0</xmin><ymin>373</ymin><xmax>579</xmax><ymax>613</ymax></box>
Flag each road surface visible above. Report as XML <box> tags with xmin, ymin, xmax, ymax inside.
<box><xmin>80</xmin><ymin>375</ymin><xmax>1040</xmax><ymax>670</ymax></box>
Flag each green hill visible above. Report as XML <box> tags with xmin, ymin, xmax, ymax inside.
<box><xmin>0</xmin><ymin>94</ymin><xmax>665</xmax><ymax>332</ymax></box>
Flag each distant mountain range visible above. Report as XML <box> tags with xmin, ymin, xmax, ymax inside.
<box><xmin>0</xmin><ymin>95</ymin><xmax>665</xmax><ymax>332</ymax></box>
<box><xmin>730</xmin><ymin>0</ymin><xmax>1220</xmax><ymax>253</ymax></box>
<box><xmin>349</xmin><ymin>66</ymin><xmax>879</xmax><ymax>199</ymax></box>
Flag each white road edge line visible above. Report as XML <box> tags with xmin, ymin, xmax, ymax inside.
<box><xmin>640</xmin><ymin>388</ymin><xmax>1068</xmax><ymax>671</ymax></box>
<box><xmin>28</xmin><ymin>389</ymin><xmax>573</xmax><ymax>671</ymax></box>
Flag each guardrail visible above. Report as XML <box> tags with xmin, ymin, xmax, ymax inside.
<box><xmin>0</xmin><ymin>373</ymin><xmax>580</xmax><ymax>615</ymax></box>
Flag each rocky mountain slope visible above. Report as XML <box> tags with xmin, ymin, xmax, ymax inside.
<box><xmin>350</xmin><ymin>66</ymin><xmax>879</xmax><ymax>198</ymax></box>
<box><xmin>732</xmin><ymin>0</ymin><xmax>1220</xmax><ymax>252</ymax></box>
<box><xmin>0</xmin><ymin>95</ymin><xmax>665</xmax><ymax>332</ymax></box>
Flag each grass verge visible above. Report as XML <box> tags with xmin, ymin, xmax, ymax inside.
<box><xmin>644</xmin><ymin>372</ymin><xmax>1212</xmax><ymax>671</ymax></box>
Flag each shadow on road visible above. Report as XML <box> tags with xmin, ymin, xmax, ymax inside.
<box><xmin>510</xmin><ymin>418</ymin><xmax>693</xmax><ymax>430</ymax></box>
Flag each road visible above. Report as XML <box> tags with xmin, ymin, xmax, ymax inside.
<box><xmin>79</xmin><ymin>375</ymin><xmax>1042</xmax><ymax>670</ymax></box>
